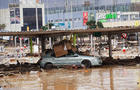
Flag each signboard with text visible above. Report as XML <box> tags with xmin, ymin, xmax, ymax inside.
<box><xmin>83</xmin><ymin>12</ymin><xmax>88</xmax><ymax>25</ymax></box>
<box><xmin>96</xmin><ymin>12</ymin><xmax>118</xmax><ymax>23</ymax></box>
<box><xmin>9</xmin><ymin>4</ymin><xmax>20</xmax><ymax>24</ymax></box>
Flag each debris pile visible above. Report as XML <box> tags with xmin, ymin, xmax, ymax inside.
<box><xmin>0</xmin><ymin>63</ymin><xmax>41</xmax><ymax>77</ymax></box>
<box><xmin>53</xmin><ymin>40</ymin><xmax>77</xmax><ymax>57</ymax></box>
<box><xmin>103</xmin><ymin>57</ymin><xmax>140</xmax><ymax>66</ymax></box>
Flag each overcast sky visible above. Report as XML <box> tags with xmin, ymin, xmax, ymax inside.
<box><xmin>0</xmin><ymin>0</ymin><xmax>131</xmax><ymax>9</ymax></box>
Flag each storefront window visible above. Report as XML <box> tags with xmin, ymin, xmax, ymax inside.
<box><xmin>23</xmin><ymin>8</ymin><xmax>42</xmax><ymax>30</ymax></box>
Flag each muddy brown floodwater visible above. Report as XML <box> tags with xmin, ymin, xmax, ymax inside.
<box><xmin>0</xmin><ymin>66</ymin><xmax>140</xmax><ymax>90</ymax></box>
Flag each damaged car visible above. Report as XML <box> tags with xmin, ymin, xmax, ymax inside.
<box><xmin>38</xmin><ymin>50</ymin><xmax>102</xmax><ymax>69</ymax></box>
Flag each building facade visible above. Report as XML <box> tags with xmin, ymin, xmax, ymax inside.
<box><xmin>0</xmin><ymin>0</ymin><xmax>45</xmax><ymax>32</ymax></box>
<box><xmin>0</xmin><ymin>0</ymin><xmax>140</xmax><ymax>31</ymax></box>
<box><xmin>45</xmin><ymin>0</ymin><xmax>140</xmax><ymax>29</ymax></box>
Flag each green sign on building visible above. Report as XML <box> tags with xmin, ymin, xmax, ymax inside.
<box><xmin>106</xmin><ymin>13</ymin><xmax>117</xmax><ymax>19</ymax></box>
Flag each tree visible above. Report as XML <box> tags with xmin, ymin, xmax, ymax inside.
<box><xmin>86</xmin><ymin>21</ymin><xmax>104</xmax><ymax>37</ymax></box>
<box><xmin>0</xmin><ymin>24</ymin><xmax>6</xmax><ymax>30</ymax></box>
<box><xmin>86</xmin><ymin>20</ymin><xmax>104</xmax><ymax>29</ymax></box>
<box><xmin>41</xmin><ymin>26</ymin><xmax>48</xmax><ymax>31</ymax></box>
<box><xmin>86</xmin><ymin>20</ymin><xmax>96</xmax><ymax>29</ymax></box>
<box><xmin>41</xmin><ymin>23</ymin><xmax>54</xmax><ymax>31</ymax></box>
<box><xmin>47</xmin><ymin>23</ymin><xmax>54</xmax><ymax>29</ymax></box>
<box><xmin>97</xmin><ymin>21</ymin><xmax>104</xmax><ymax>28</ymax></box>
<box><xmin>86</xmin><ymin>21</ymin><xmax>104</xmax><ymax>55</ymax></box>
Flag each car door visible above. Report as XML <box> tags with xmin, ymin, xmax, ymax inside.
<box><xmin>54</xmin><ymin>55</ymin><xmax>81</xmax><ymax>66</ymax></box>
<box><xmin>62</xmin><ymin>54</ymin><xmax>81</xmax><ymax>65</ymax></box>
<box><xmin>54</xmin><ymin>56</ymin><xmax>68</xmax><ymax>66</ymax></box>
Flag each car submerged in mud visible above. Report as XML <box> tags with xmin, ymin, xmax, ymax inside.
<box><xmin>38</xmin><ymin>50</ymin><xmax>102</xmax><ymax>69</ymax></box>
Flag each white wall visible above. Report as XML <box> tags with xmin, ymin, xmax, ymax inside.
<box><xmin>0</xmin><ymin>9</ymin><xmax>21</xmax><ymax>32</ymax></box>
<box><xmin>0</xmin><ymin>0</ymin><xmax>45</xmax><ymax>32</ymax></box>
<box><xmin>20</xmin><ymin>0</ymin><xmax>45</xmax><ymax>26</ymax></box>
<box><xmin>103</xmin><ymin>20</ymin><xmax>140</xmax><ymax>27</ymax></box>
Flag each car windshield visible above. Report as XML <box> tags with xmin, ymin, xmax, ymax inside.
<box><xmin>42</xmin><ymin>49</ymin><xmax>55</xmax><ymax>57</ymax></box>
<box><xmin>67</xmin><ymin>50</ymin><xmax>75</xmax><ymax>55</ymax></box>
<box><xmin>43</xmin><ymin>49</ymin><xmax>79</xmax><ymax>58</ymax></box>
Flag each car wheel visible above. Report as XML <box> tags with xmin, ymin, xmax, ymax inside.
<box><xmin>81</xmin><ymin>60</ymin><xmax>91</xmax><ymax>68</ymax></box>
<box><xmin>44</xmin><ymin>63</ymin><xmax>53</xmax><ymax>70</ymax></box>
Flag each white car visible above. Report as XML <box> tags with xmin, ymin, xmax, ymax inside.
<box><xmin>38</xmin><ymin>52</ymin><xmax>102</xmax><ymax>69</ymax></box>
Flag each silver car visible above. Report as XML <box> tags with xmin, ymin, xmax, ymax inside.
<box><xmin>39</xmin><ymin>52</ymin><xmax>102</xmax><ymax>69</ymax></box>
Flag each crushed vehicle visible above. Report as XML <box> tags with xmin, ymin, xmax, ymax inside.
<box><xmin>39</xmin><ymin>51</ymin><xmax>102</xmax><ymax>69</ymax></box>
<box><xmin>38</xmin><ymin>40</ymin><xmax>102</xmax><ymax>69</ymax></box>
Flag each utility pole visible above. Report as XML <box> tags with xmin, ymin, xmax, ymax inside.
<box><xmin>65</xmin><ymin>0</ymin><xmax>68</xmax><ymax>30</ymax></box>
<box><xmin>36</xmin><ymin>0</ymin><xmax>39</xmax><ymax>45</ymax></box>
<box><xmin>113</xmin><ymin>0</ymin><xmax>117</xmax><ymax>12</ymax></box>
<box><xmin>70</xmin><ymin>0</ymin><xmax>73</xmax><ymax>29</ymax></box>
<box><xmin>46</xmin><ymin>0</ymin><xmax>52</xmax><ymax>49</ymax></box>
<box><xmin>14</xmin><ymin>0</ymin><xmax>17</xmax><ymax>47</ymax></box>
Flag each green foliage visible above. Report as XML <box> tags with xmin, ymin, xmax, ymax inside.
<box><xmin>97</xmin><ymin>21</ymin><xmax>104</xmax><ymax>28</ymax></box>
<box><xmin>86</xmin><ymin>20</ymin><xmax>96</xmax><ymax>29</ymax></box>
<box><xmin>86</xmin><ymin>20</ymin><xmax>104</xmax><ymax>29</ymax></box>
<box><xmin>86</xmin><ymin>20</ymin><xmax>104</xmax><ymax>37</ymax></box>
<box><xmin>41</xmin><ymin>26</ymin><xmax>48</xmax><ymax>31</ymax></box>
<box><xmin>46</xmin><ymin>23</ymin><xmax>54</xmax><ymax>29</ymax></box>
<box><xmin>41</xmin><ymin>23</ymin><xmax>54</xmax><ymax>31</ymax></box>
<box><xmin>0</xmin><ymin>24</ymin><xmax>6</xmax><ymax>30</ymax></box>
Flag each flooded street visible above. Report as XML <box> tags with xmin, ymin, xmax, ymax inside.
<box><xmin>0</xmin><ymin>66</ymin><xmax>140</xmax><ymax>90</ymax></box>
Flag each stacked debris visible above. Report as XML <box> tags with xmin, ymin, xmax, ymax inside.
<box><xmin>0</xmin><ymin>63</ymin><xmax>41</xmax><ymax>77</ymax></box>
<box><xmin>102</xmin><ymin>57</ymin><xmax>140</xmax><ymax>66</ymax></box>
<box><xmin>53</xmin><ymin>40</ymin><xmax>77</xmax><ymax>57</ymax></box>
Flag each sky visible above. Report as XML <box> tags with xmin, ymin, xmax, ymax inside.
<box><xmin>0</xmin><ymin>0</ymin><xmax>19</xmax><ymax>9</ymax></box>
<box><xmin>0</xmin><ymin>0</ymin><xmax>132</xmax><ymax>9</ymax></box>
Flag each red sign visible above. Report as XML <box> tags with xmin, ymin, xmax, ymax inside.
<box><xmin>122</xmin><ymin>49</ymin><xmax>126</xmax><ymax>53</ymax></box>
<box><xmin>83</xmin><ymin>12</ymin><xmax>88</xmax><ymax>25</ymax></box>
<box><xmin>121</xmin><ymin>33</ymin><xmax>127</xmax><ymax>39</ymax></box>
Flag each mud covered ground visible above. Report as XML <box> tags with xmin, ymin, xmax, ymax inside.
<box><xmin>0</xmin><ymin>57</ymin><xmax>140</xmax><ymax>77</ymax></box>
<box><xmin>102</xmin><ymin>57</ymin><xmax>140</xmax><ymax>66</ymax></box>
<box><xmin>0</xmin><ymin>65</ymin><xmax>140</xmax><ymax>90</ymax></box>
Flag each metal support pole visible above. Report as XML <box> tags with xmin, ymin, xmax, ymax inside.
<box><xmin>108</xmin><ymin>34</ymin><xmax>112</xmax><ymax>57</ymax></box>
<box><xmin>90</xmin><ymin>34</ymin><xmax>94</xmax><ymax>56</ymax></box>
<box><xmin>30</xmin><ymin>38</ymin><xmax>33</xmax><ymax>54</ymax></box>
<box><xmin>14</xmin><ymin>36</ymin><xmax>16</xmax><ymax>47</ymax></box>
<box><xmin>91</xmin><ymin>34</ymin><xmax>93</xmax><ymax>49</ymax></box>
<box><xmin>99</xmin><ymin>37</ymin><xmax>101</xmax><ymax>55</ymax></box>
<box><xmin>138</xmin><ymin>32</ymin><xmax>140</xmax><ymax>55</ymax></box>
<box><xmin>70</xmin><ymin>0</ymin><xmax>73</xmax><ymax>29</ymax></box>
<box><xmin>28</xmin><ymin>38</ymin><xmax>30</xmax><ymax>47</ymax></box>
<box><xmin>20</xmin><ymin>37</ymin><xmax>22</xmax><ymax>47</ymax></box>
<box><xmin>41</xmin><ymin>36</ymin><xmax>46</xmax><ymax>54</ymax></box>
<box><xmin>93</xmin><ymin>36</ymin><xmax>95</xmax><ymax>57</ymax></box>
<box><xmin>49</xmin><ymin>37</ymin><xmax>52</xmax><ymax>49</ymax></box>
<box><xmin>73</xmin><ymin>34</ymin><xmax>76</xmax><ymax>47</ymax></box>
<box><xmin>36</xmin><ymin>1</ymin><xmax>39</xmax><ymax>45</ymax></box>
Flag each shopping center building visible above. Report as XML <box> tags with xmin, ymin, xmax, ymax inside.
<box><xmin>45</xmin><ymin>0</ymin><xmax>140</xmax><ymax>29</ymax></box>
<box><xmin>0</xmin><ymin>0</ymin><xmax>140</xmax><ymax>31</ymax></box>
<box><xmin>0</xmin><ymin>0</ymin><xmax>45</xmax><ymax>32</ymax></box>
